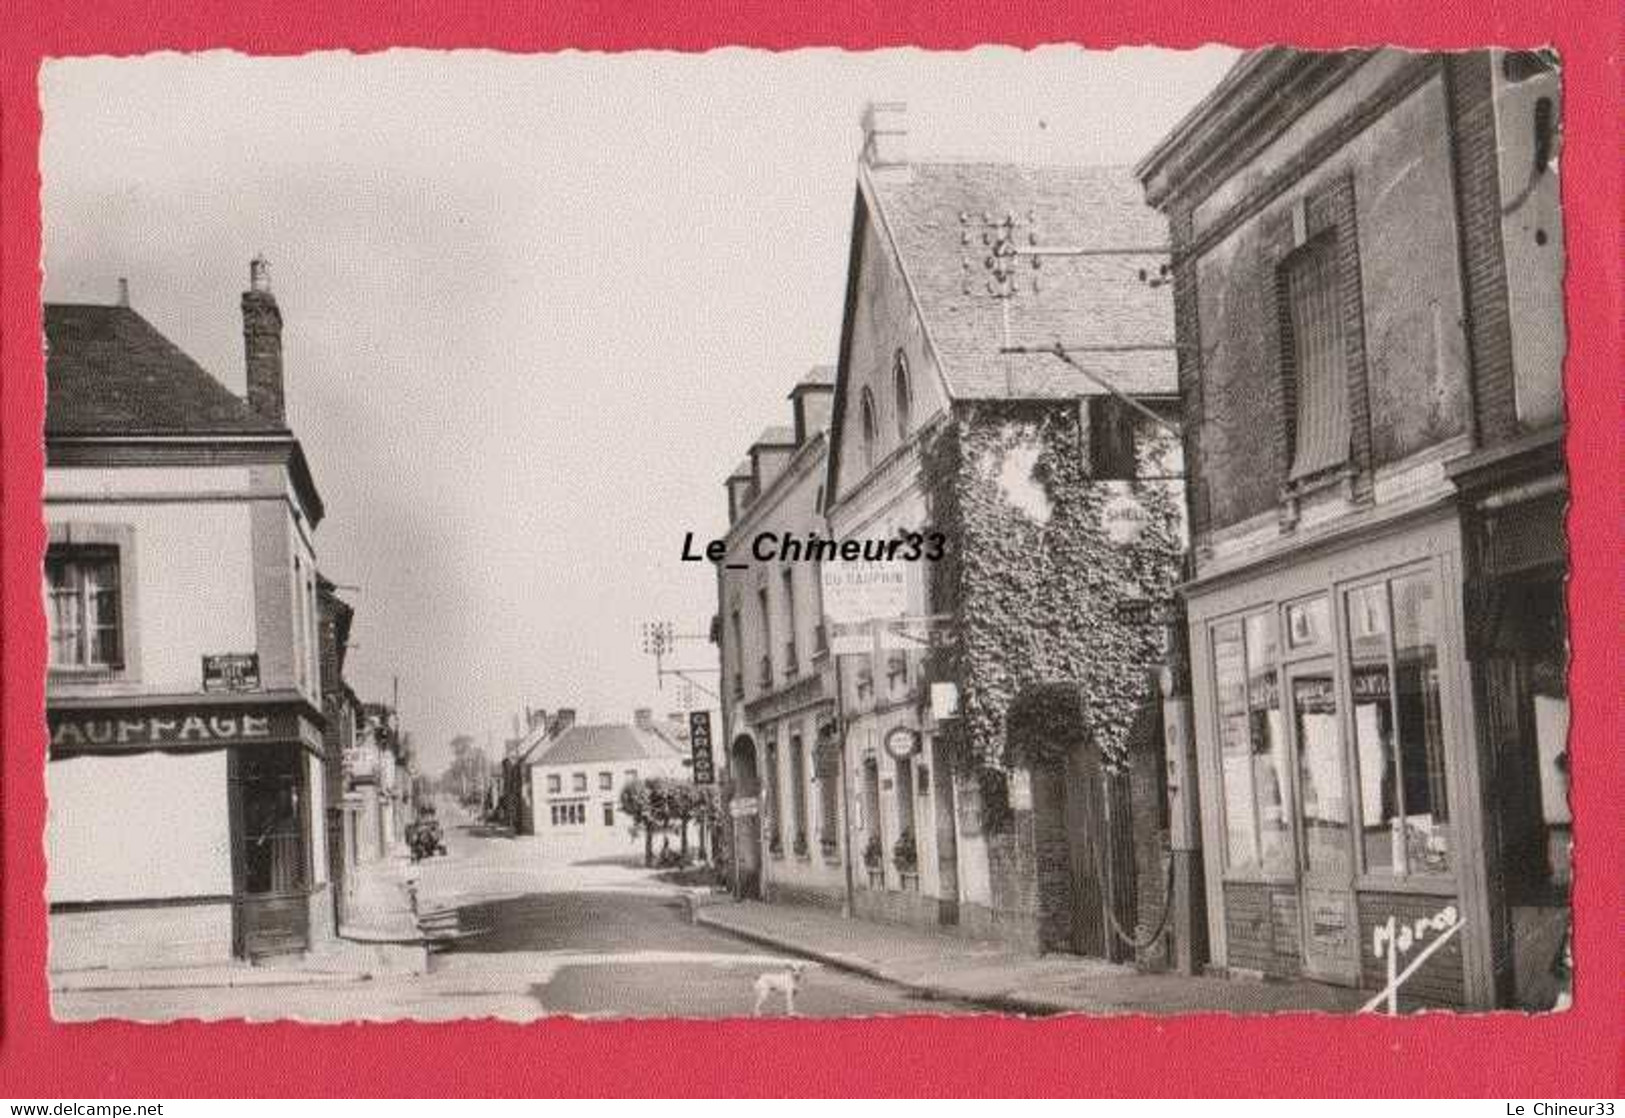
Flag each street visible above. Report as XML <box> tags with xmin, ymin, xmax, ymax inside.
<box><xmin>55</xmin><ymin>817</ymin><xmax>979</xmax><ymax>1022</ymax></box>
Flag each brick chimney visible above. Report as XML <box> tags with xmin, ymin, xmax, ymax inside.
<box><xmin>551</xmin><ymin>709</ymin><xmax>576</xmax><ymax>734</ymax></box>
<box><xmin>861</xmin><ymin>101</ymin><xmax>910</xmax><ymax>180</ymax></box>
<box><xmin>241</xmin><ymin>255</ymin><xmax>285</xmax><ymax>425</ymax></box>
<box><xmin>633</xmin><ymin>708</ymin><xmax>654</xmax><ymax>732</ymax></box>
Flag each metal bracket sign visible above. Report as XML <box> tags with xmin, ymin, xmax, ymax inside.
<box><xmin>688</xmin><ymin>710</ymin><xmax>715</xmax><ymax>784</ymax></box>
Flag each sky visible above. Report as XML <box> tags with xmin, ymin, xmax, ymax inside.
<box><xmin>40</xmin><ymin>45</ymin><xmax>1238</xmax><ymax>774</ymax></box>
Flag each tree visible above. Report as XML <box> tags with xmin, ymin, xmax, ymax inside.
<box><xmin>618</xmin><ymin>778</ymin><xmax>660</xmax><ymax>867</ymax></box>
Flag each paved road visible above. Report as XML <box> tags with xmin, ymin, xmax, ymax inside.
<box><xmin>56</xmin><ymin>814</ymin><xmax>977</xmax><ymax>1022</ymax></box>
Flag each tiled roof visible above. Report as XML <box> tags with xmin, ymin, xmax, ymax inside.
<box><xmin>533</xmin><ymin>723</ymin><xmax>677</xmax><ymax>767</ymax></box>
<box><xmin>44</xmin><ymin>303</ymin><xmax>284</xmax><ymax>435</ymax></box>
<box><xmin>753</xmin><ymin>425</ymin><xmax>796</xmax><ymax>447</ymax></box>
<box><xmin>868</xmin><ymin>163</ymin><xmax>1176</xmax><ymax>399</ymax></box>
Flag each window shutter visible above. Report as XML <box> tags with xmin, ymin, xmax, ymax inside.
<box><xmin>1284</xmin><ymin>237</ymin><xmax>1351</xmax><ymax>480</ymax></box>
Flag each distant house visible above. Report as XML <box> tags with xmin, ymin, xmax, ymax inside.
<box><xmin>525</xmin><ymin>710</ymin><xmax>690</xmax><ymax>860</ymax></box>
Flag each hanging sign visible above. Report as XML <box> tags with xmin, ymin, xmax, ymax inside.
<box><xmin>688</xmin><ymin>711</ymin><xmax>715</xmax><ymax>784</ymax></box>
<box><xmin>883</xmin><ymin>727</ymin><xmax>920</xmax><ymax>760</ymax></box>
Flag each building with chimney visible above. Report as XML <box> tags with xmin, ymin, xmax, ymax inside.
<box><xmin>44</xmin><ymin>260</ymin><xmax>339</xmax><ymax>969</ymax></box>
<box><xmin>524</xmin><ymin>710</ymin><xmax>692</xmax><ymax>862</ymax></box>
<box><xmin>715</xmin><ymin>366</ymin><xmax>844</xmax><ymax>905</ymax></box>
<box><xmin>815</xmin><ymin>106</ymin><xmax>1185</xmax><ymax>957</ymax></box>
<box><xmin>1136</xmin><ymin>49</ymin><xmax>1568</xmax><ymax>1008</ymax></box>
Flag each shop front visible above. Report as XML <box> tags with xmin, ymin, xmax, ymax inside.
<box><xmin>47</xmin><ymin>696</ymin><xmax>330</xmax><ymax>969</ymax></box>
<box><xmin>1187</xmin><ymin>511</ymin><xmax>1493</xmax><ymax>1008</ymax></box>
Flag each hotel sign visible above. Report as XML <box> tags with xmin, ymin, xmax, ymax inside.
<box><xmin>49</xmin><ymin>704</ymin><xmax>302</xmax><ymax>754</ymax></box>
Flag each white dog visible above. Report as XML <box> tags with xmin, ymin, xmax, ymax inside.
<box><xmin>752</xmin><ymin>961</ymin><xmax>813</xmax><ymax>1017</ymax></box>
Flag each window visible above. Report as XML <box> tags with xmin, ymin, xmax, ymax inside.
<box><xmin>546</xmin><ymin>774</ymin><xmax>561</xmax><ymax>794</ymax></box>
<box><xmin>551</xmin><ymin>802</ymin><xmax>584</xmax><ymax>826</ymax></box>
<box><xmin>624</xmin><ymin>769</ymin><xmax>638</xmax><ymax>784</ymax></box>
<box><xmin>758</xmin><ymin>587</ymin><xmax>773</xmax><ymax>688</ymax></box>
<box><xmin>293</xmin><ymin>557</ymin><xmax>307</xmax><ymax>691</ymax></box>
<box><xmin>603</xmin><ymin>803</ymin><xmax>616</xmax><ymax>827</ymax></box>
<box><xmin>789</xmin><ymin>733</ymin><xmax>809</xmax><ymax>852</ymax></box>
<box><xmin>572</xmin><ymin>772</ymin><xmax>588</xmax><ymax>793</ymax></box>
<box><xmin>1347</xmin><ymin>572</ymin><xmax>1451</xmax><ymax>876</ymax></box>
<box><xmin>599</xmin><ymin>771</ymin><xmax>613</xmax><ymax>790</ymax></box>
<box><xmin>1280</xmin><ymin>234</ymin><xmax>1350</xmax><ymax>481</ymax></box>
<box><xmin>765</xmin><ymin>738</ymin><xmax>783</xmax><ymax>853</ymax></box>
<box><xmin>893</xmin><ymin>352</ymin><xmax>912</xmax><ymax>439</ymax></box>
<box><xmin>860</xmin><ymin>387</ymin><xmax>878</xmax><ymax>471</ymax></box>
<box><xmin>1213</xmin><ymin>615</ymin><xmax>1291</xmax><ymax>873</ymax></box>
<box><xmin>782</xmin><ymin>568</ymin><xmax>797</xmax><ymax>675</ymax></box>
<box><xmin>1089</xmin><ymin>397</ymin><xmax>1139</xmax><ymax>480</ymax></box>
<box><xmin>44</xmin><ymin>546</ymin><xmax>123</xmax><ymax>669</ymax></box>
<box><xmin>815</xmin><ymin>727</ymin><xmax>841</xmax><ymax>854</ymax></box>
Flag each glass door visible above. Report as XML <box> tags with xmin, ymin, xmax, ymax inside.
<box><xmin>1287</xmin><ymin>659</ymin><xmax>1360</xmax><ymax>985</ymax></box>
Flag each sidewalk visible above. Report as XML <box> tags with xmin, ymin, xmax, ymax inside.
<box><xmin>696</xmin><ymin>898</ymin><xmax>1371</xmax><ymax>1016</ymax></box>
<box><xmin>52</xmin><ymin>853</ymin><xmax>428</xmax><ymax>994</ymax></box>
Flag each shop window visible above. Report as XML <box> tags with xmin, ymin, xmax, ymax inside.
<box><xmin>1279</xmin><ymin>233</ymin><xmax>1350</xmax><ymax>481</ymax></box>
<box><xmin>44</xmin><ymin>545</ymin><xmax>123</xmax><ymax>670</ymax></box>
<box><xmin>765</xmin><ymin>738</ymin><xmax>783</xmax><ymax>854</ymax></box>
<box><xmin>1213</xmin><ymin>614</ymin><xmax>1292</xmax><ymax>873</ymax></box>
<box><xmin>1346</xmin><ymin>572</ymin><xmax>1451</xmax><ymax>877</ymax></box>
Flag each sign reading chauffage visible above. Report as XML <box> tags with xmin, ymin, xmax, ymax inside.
<box><xmin>820</xmin><ymin>560</ymin><xmax>907</xmax><ymax>624</ymax></box>
<box><xmin>49</xmin><ymin>705</ymin><xmax>301</xmax><ymax>753</ymax></box>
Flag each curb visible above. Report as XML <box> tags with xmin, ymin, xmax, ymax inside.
<box><xmin>693</xmin><ymin>909</ymin><xmax>1069</xmax><ymax>1017</ymax></box>
<box><xmin>51</xmin><ymin>969</ymin><xmax>370</xmax><ymax>994</ymax></box>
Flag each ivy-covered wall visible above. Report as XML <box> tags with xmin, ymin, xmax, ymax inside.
<box><xmin>923</xmin><ymin>400</ymin><xmax>1184</xmax><ymax>775</ymax></box>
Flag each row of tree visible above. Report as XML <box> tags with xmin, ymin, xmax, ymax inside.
<box><xmin>617</xmin><ymin>777</ymin><xmax>721</xmax><ymax>867</ymax></box>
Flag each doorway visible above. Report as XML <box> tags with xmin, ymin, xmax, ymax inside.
<box><xmin>231</xmin><ymin>744</ymin><xmax>311</xmax><ymax>960</ymax></box>
<box><xmin>728</xmin><ymin>734</ymin><xmax>762</xmax><ymax>899</ymax></box>
<box><xmin>1285</xmin><ymin>659</ymin><xmax>1359</xmax><ymax>985</ymax></box>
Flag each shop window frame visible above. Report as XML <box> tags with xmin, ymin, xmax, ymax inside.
<box><xmin>1339</xmin><ymin>561</ymin><xmax>1458</xmax><ymax>890</ymax></box>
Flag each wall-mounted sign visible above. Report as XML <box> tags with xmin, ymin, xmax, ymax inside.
<box><xmin>202</xmin><ymin>652</ymin><xmax>260</xmax><ymax>693</ymax></box>
<box><xmin>49</xmin><ymin>703</ymin><xmax>301</xmax><ymax>753</ymax></box>
<box><xmin>821</xmin><ymin>560</ymin><xmax>907</xmax><ymax>624</ymax></box>
<box><xmin>688</xmin><ymin>711</ymin><xmax>715</xmax><ymax>784</ymax></box>
<box><xmin>883</xmin><ymin>726</ymin><xmax>920</xmax><ymax>760</ymax></box>
<box><xmin>930</xmin><ymin>681</ymin><xmax>960</xmax><ymax>720</ymax></box>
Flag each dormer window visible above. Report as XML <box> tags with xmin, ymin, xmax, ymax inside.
<box><xmin>894</xmin><ymin>351</ymin><xmax>912</xmax><ymax>439</ymax></box>
<box><xmin>860</xmin><ymin>387</ymin><xmax>878</xmax><ymax>471</ymax></box>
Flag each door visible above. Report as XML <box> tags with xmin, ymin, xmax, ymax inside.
<box><xmin>231</xmin><ymin>744</ymin><xmax>311</xmax><ymax>960</ymax></box>
<box><xmin>1286</xmin><ymin>659</ymin><xmax>1360</xmax><ymax>985</ymax></box>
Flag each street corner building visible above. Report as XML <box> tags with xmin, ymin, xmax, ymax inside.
<box><xmin>1136</xmin><ymin>48</ymin><xmax>1568</xmax><ymax>1009</ymax></box>
<box><xmin>719</xmin><ymin>106</ymin><xmax>1192</xmax><ymax>965</ymax></box>
<box><xmin>43</xmin><ymin>259</ymin><xmax>342</xmax><ymax>972</ymax></box>
<box><xmin>505</xmin><ymin>709</ymin><xmax>697</xmax><ymax>862</ymax></box>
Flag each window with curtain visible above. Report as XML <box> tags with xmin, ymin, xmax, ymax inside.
<box><xmin>1281</xmin><ymin>234</ymin><xmax>1350</xmax><ymax>481</ymax></box>
<box><xmin>44</xmin><ymin>545</ymin><xmax>123</xmax><ymax>669</ymax></box>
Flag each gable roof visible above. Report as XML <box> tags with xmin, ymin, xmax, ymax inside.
<box><xmin>862</xmin><ymin>162</ymin><xmax>1176</xmax><ymax>400</ymax></box>
<box><xmin>44</xmin><ymin>303</ymin><xmax>286</xmax><ymax>435</ymax></box>
<box><xmin>531</xmin><ymin>723</ymin><xmax>686</xmax><ymax>768</ymax></box>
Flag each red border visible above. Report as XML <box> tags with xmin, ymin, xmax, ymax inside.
<box><xmin>3</xmin><ymin>1</ymin><xmax>1619</xmax><ymax>1098</ymax></box>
